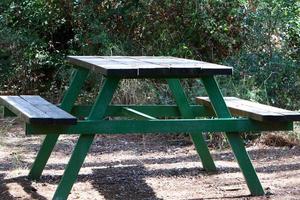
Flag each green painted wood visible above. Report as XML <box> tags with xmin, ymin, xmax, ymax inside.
<box><xmin>167</xmin><ymin>79</ymin><xmax>216</xmax><ymax>172</ymax></box>
<box><xmin>28</xmin><ymin>68</ymin><xmax>89</xmax><ymax>180</ymax></box>
<box><xmin>29</xmin><ymin>134</ymin><xmax>61</xmax><ymax>178</ymax></box>
<box><xmin>122</xmin><ymin>107</ymin><xmax>157</xmax><ymax>120</ymax></box>
<box><xmin>201</xmin><ymin>76</ymin><xmax>265</xmax><ymax>196</ymax></box>
<box><xmin>26</xmin><ymin>118</ymin><xmax>292</xmax><ymax>135</ymax></box>
<box><xmin>71</xmin><ymin>105</ymin><xmax>212</xmax><ymax>118</ymax></box>
<box><xmin>53</xmin><ymin>78</ymin><xmax>120</xmax><ymax>200</ymax></box>
<box><xmin>3</xmin><ymin>107</ymin><xmax>16</xmax><ymax>117</ymax></box>
<box><xmin>54</xmin><ymin>135</ymin><xmax>95</xmax><ymax>200</ymax></box>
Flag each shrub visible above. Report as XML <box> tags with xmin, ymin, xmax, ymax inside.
<box><xmin>0</xmin><ymin>0</ymin><xmax>298</xmax><ymax>110</ymax></box>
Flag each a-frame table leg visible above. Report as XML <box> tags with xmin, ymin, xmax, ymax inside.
<box><xmin>28</xmin><ymin>68</ymin><xmax>89</xmax><ymax>180</ymax></box>
<box><xmin>52</xmin><ymin>78</ymin><xmax>120</xmax><ymax>200</ymax></box>
<box><xmin>167</xmin><ymin>79</ymin><xmax>217</xmax><ymax>172</ymax></box>
<box><xmin>201</xmin><ymin>76</ymin><xmax>264</xmax><ymax>196</ymax></box>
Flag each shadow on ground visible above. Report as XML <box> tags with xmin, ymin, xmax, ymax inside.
<box><xmin>0</xmin><ymin>121</ymin><xmax>299</xmax><ymax>199</ymax></box>
<box><xmin>0</xmin><ymin>145</ymin><xmax>299</xmax><ymax>199</ymax></box>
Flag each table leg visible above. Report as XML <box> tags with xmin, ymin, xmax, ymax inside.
<box><xmin>201</xmin><ymin>76</ymin><xmax>264</xmax><ymax>196</ymax></box>
<box><xmin>28</xmin><ymin>68</ymin><xmax>89</xmax><ymax>180</ymax></box>
<box><xmin>53</xmin><ymin>78</ymin><xmax>120</xmax><ymax>200</ymax></box>
<box><xmin>167</xmin><ymin>79</ymin><xmax>217</xmax><ymax>172</ymax></box>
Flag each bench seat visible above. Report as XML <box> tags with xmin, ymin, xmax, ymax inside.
<box><xmin>0</xmin><ymin>95</ymin><xmax>77</xmax><ymax>124</ymax></box>
<box><xmin>196</xmin><ymin>97</ymin><xmax>300</xmax><ymax>122</ymax></box>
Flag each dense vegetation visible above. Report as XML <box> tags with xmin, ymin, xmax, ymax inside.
<box><xmin>0</xmin><ymin>0</ymin><xmax>299</xmax><ymax>109</ymax></box>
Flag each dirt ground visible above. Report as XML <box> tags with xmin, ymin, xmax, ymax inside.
<box><xmin>0</xmin><ymin>119</ymin><xmax>299</xmax><ymax>200</ymax></box>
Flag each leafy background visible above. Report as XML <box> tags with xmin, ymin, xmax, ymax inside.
<box><xmin>0</xmin><ymin>0</ymin><xmax>299</xmax><ymax>140</ymax></box>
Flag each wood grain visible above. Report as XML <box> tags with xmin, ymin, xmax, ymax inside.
<box><xmin>196</xmin><ymin>97</ymin><xmax>300</xmax><ymax>122</ymax></box>
<box><xmin>0</xmin><ymin>95</ymin><xmax>77</xmax><ymax>124</ymax></box>
<box><xmin>67</xmin><ymin>56</ymin><xmax>233</xmax><ymax>78</ymax></box>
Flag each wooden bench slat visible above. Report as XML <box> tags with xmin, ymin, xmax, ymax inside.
<box><xmin>0</xmin><ymin>96</ymin><xmax>51</xmax><ymax>123</ymax></box>
<box><xmin>218</xmin><ymin>98</ymin><xmax>285</xmax><ymax>121</ymax></box>
<box><xmin>196</xmin><ymin>97</ymin><xmax>300</xmax><ymax>122</ymax></box>
<box><xmin>0</xmin><ymin>96</ymin><xmax>77</xmax><ymax>124</ymax></box>
<box><xmin>228</xmin><ymin>98</ymin><xmax>299</xmax><ymax>115</ymax></box>
<box><xmin>21</xmin><ymin>95</ymin><xmax>77</xmax><ymax>124</ymax></box>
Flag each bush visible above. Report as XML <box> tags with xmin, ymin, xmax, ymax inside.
<box><xmin>0</xmin><ymin>0</ymin><xmax>299</xmax><ymax>110</ymax></box>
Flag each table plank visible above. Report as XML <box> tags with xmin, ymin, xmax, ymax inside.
<box><xmin>196</xmin><ymin>97</ymin><xmax>300</xmax><ymax>122</ymax></box>
<box><xmin>0</xmin><ymin>96</ymin><xmax>51</xmax><ymax>123</ymax></box>
<box><xmin>67</xmin><ymin>56</ymin><xmax>233</xmax><ymax>78</ymax></box>
<box><xmin>21</xmin><ymin>95</ymin><xmax>77</xmax><ymax>124</ymax></box>
<box><xmin>0</xmin><ymin>95</ymin><xmax>77</xmax><ymax>124</ymax></box>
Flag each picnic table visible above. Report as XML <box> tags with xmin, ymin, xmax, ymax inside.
<box><xmin>1</xmin><ymin>56</ymin><xmax>299</xmax><ymax>200</ymax></box>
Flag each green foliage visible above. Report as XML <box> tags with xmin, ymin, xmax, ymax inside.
<box><xmin>222</xmin><ymin>0</ymin><xmax>300</xmax><ymax>109</ymax></box>
<box><xmin>223</xmin><ymin>51</ymin><xmax>299</xmax><ymax>109</ymax></box>
<box><xmin>0</xmin><ymin>0</ymin><xmax>299</xmax><ymax>110</ymax></box>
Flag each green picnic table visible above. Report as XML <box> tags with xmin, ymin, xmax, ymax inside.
<box><xmin>1</xmin><ymin>56</ymin><xmax>299</xmax><ymax>200</ymax></box>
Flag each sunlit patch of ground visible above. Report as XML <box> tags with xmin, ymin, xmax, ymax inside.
<box><xmin>0</xmin><ymin>119</ymin><xmax>299</xmax><ymax>200</ymax></box>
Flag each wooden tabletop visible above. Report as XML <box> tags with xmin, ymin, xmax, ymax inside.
<box><xmin>67</xmin><ymin>56</ymin><xmax>233</xmax><ymax>78</ymax></box>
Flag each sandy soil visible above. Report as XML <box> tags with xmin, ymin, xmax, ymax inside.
<box><xmin>0</xmin><ymin>119</ymin><xmax>299</xmax><ymax>200</ymax></box>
